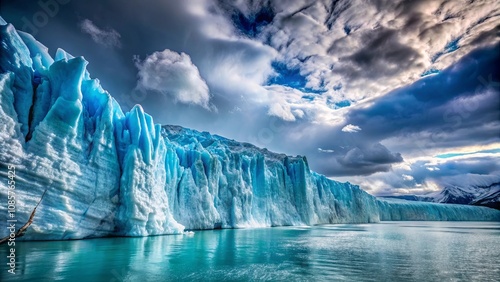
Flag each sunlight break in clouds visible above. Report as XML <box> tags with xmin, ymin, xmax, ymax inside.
<box><xmin>341</xmin><ymin>124</ymin><xmax>361</xmax><ymax>133</ymax></box>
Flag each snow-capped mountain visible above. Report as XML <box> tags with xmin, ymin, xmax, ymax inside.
<box><xmin>0</xmin><ymin>17</ymin><xmax>499</xmax><ymax>240</ymax></box>
<box><xmin>385</xmin><ymin>183</ymin><xmax>500</xmax><ymax>210</ymax></box>
<box><xmin>433</xmin><ymin>183</ymin><xmax>500</xmax><ymax>208</ymax></box>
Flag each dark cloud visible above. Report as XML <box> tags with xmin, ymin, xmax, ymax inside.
<box><xmin>470</xmin><ymin>24</ymin><xmax>500</xmax><ymax>46</ymax></box>
<box><xmin>344</xmin><ymin>44</ymin><xmax>500</xmax><ymax>151</ymax></box>
<box><xmin>402</xmin><ymin>12</ymin><xmax>426</xmax><ymax>33</ymax></box>
<box><xmin>339</xmin><ymin>143</ymin><xmax>403</xmax><ymax>171</ymax></box>
<box><xmin>410</xmin><ymin>156</ymin><xmax>500</xmax><ymax>184</ymax></box>
<box><xmin>216</xmin><ymin>0</ymin><xmax>276</xmax><ymax>38</ymax></box>
<box><xmin>340</xmin><ymin>27</ymin><xmax>422</xmax><ymax>80</ymax></box>
<box><xmin>308</xmin><ymin>143</ymin><xmax>402</xmax><ymax>177</ymax></box>
<box><xmin>324</xmin><ymin>0</ymin><xmax>351</xmax><ymax>30</ymax></box>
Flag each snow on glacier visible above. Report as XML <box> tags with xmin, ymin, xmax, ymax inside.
<box><xmin>0</xmin><ymin>17</ymin><xmax>499</xmax><ymax>240</ymax></box>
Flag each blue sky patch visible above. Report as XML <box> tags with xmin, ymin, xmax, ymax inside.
<box><xmin>335</xmin><ymin>100</ymin><xmax>351</xmax><ymax>108</ymax></box>
<box><xmin>420</xmin><ymin>68</ymin><xmax>440</xmax><ymax>77</ymax></box>
<box><xmin>436</xmin><ymin>148</ymin><xmax>500</xmax><ymax>159</ymax></box>
<box><xmin>268</xmin><ymin>62</ymin><xmax>307</xmax><ymax>89</ymax></box>
<box><xmin>325</xmin><ymin>97</ymin><xmax>351</xmax><ymax>109</ymax></box>
<box><xmin>301</xmin><ymin>95</ymin><xmax>315</xmax><ymax>101</ymax></box>
<box><xmin>343</xmin><ymin>25</ymin><xmax>351</xmax><ymax>35</ymax></box>
<box><xmin>230</xmin><ymin>7</ymin><xmax>275</xmax><ymax>38</ymax></box>
<box><xmin>268</xmin><ymin>61</ymin><xmax>327</xmax><ymax>94</ymax></box>
<box><xmin>432</xmin><ymin>37</ymin><xmax>462</xmax><ymax>62</ymax></box>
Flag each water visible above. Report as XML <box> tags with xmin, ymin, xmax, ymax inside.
<box><xmin>1</xmin><ymin>221</ymin><xmax>499</xmax><ymax>281</ymax></box>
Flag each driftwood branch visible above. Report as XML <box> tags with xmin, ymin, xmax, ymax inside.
<box><xmin>0</xmin><ymin>189</ymin><xmax>47</xmax><ymax>245</ymax></box>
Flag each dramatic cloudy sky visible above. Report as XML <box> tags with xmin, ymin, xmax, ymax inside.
<box><xmin>2</xmin><ymin>0</ymin><xmax>499</xmax><ymax>195</ymax></box>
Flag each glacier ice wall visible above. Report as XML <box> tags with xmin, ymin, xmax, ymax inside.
<box><xmin>0</xmin><ymin>21</ymin><xmax>183</xmax><ymax>239</ymax></box>
<box><xmin>161</xmin><ymin>125</ymin><xmax>383</xmax><ymax>230</ymax></box>
<box><xmin>0</xmin><ymin>18</ymin><xmax>499</xmax><ymax>240</ymax></box>
<box><xmin>377</xmin><ymin>198</ymin><xmax>500</xmax><ymax>221</ymax></box>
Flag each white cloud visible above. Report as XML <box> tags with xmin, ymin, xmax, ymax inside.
<box><xmin>198</xmin><ymin>38</ymin><xmax>277</xmax><ymax>105</ymax></box>
<box><xmin>135</xmin><ymin>50</ymin><xmax>213</xmax><ymax>110</ymax></box>
<box><xmin>318</xmin><ymin>148</ymin><xmax>335</xmax><ymax>153</ymax></box>
<box><xmin>342</xmin><ymin>124</ymin><xmax>361</xmax><ymax>133</ymax></box>
<box><xmin>268</xmin><ymin>102</ymin><xmax>295</xmax><ymax>121</ymax></box>
<box><xmin>293</xmin><ymin>109</ymin><xmax>305</xmax><ymax>119</ymax></box>
<box><xmin>79</xmin><ymin>19</ymin><xmax>121</xmax><ymax>48</ymax></box>
<box><xmin>402</xmin><ymin>174</ymin><xmax>414</xmax><ymax>181</ymax></box>
<box><xmin>262</xmin><ymin>84</ymin><xmax>346</xmax><ymax>124</ymax></box>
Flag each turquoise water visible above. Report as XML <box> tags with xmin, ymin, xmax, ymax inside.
<box><xmin>1</xmin><ymin>221</ymin><xmax>499</xmax><ymax>281</ymax></box>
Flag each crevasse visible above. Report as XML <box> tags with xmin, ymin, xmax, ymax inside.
<box><xmin>0</xmin><ymin>18</ymin><xmax>499</xmax><ymax>240</ymax></box>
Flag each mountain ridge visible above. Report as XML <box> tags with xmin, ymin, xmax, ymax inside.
<box><xmin>382</xmin><ymin>182</ymin><xmax>500</xmax><ymax>210</ymax></box>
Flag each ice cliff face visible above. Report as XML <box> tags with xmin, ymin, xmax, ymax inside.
<box><xmin>0</xmin><ymin>20</ymin><xmax>182</xmax><ymax>239</ymax></box>
<box><xmin>0</xmin><ymin>18</ymin><xmax>499</xmax><ymax>240</ymax></box>
<box><xmin>161</xmin><ymin>125</ymin><xmax>382</xmax><ymax>230</ymax></box>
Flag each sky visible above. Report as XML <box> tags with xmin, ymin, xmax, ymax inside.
<box><xmin>1</xmin><ymin>0</ymin><xmax>499</xmax><ymax>195</ymax></box>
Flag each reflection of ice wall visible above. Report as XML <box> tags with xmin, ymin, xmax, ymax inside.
<box><xmin>0</xmin><ymin>17</ymin><xmax>499</xmax><ymax>240</ymax></box>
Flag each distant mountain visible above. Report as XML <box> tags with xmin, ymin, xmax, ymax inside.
<box><xmin>382</xmin><ymin>182</ymin><xmax>500</xmax><ymax>210</ymax></box>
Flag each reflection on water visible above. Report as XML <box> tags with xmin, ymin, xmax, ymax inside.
<box><xmin>1</xmin><ymin>221</ymin><xmax>499</xmax><ymax>281</ymax></box>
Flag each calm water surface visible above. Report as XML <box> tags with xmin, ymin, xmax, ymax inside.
<box><xmin>1</xmin><ymin>221</ymin><xmax>499</xmax><ymax>281</ymax></box>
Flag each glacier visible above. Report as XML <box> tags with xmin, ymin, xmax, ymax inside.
<box><xmin>0</xmin><ymin>17</ymin><xmax>499</xmax><ymax>240</ymax></box>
